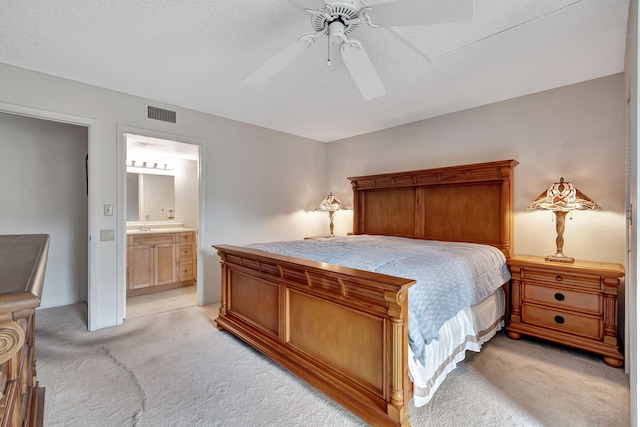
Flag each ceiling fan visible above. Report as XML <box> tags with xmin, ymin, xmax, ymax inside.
<box><xmin>244</xmin><ymin>0</ymin><xmax>474</xmax><ymax>101</ymax></box>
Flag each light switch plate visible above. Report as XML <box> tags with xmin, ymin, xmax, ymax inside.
<box><xmin>104</xmin><ymin>204</ymin><xmax>113</xmax><ymax>216</ymax></box>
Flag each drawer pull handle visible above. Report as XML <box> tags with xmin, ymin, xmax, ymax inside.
<box><xmin>555</xmin><ymin>275</ymin><xmax>563</xmax><ymax>282</ymax></box>
<box><xmin>554</xmin><ymin>293</ymin><xmax>565</xmax><ymax>301</ymax></box>
<box><xmin>554</xmin><ymin>315</ymin><xmax>565</xmax><ymax>324</ymax></box>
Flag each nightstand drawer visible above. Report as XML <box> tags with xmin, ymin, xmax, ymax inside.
<box><xmin>523</xmin><ymin>284</ymin><xmax>602</xmax><ymax>315</ymax></box>
<box><xmin>522</xmin><ymin>303</ymin><xmax>602</xmax><ymax>340</ymax></box>
<box><xmin>524</xmin><ymin>268</ymin><xmax>601</xmax><ymax>290</ymax></box>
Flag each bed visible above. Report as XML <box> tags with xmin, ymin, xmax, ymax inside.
<box><xmin>214</xmin><ymin>159</ymin><xmax>518</xmax><ymax>426</ymax></box>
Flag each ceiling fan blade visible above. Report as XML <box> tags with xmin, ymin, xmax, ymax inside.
<box><xmin>340</xmin><ymin>41</ymin><xmax>385</xmax><ymax>101</ymax></box>
<box><xmin>287</xmin><ymin>0</ymin><xmax>327</xmax><ymax>9</ymax></box>
<box><xmin>367</xmin><ymin>0</ymin><xmax>473</xmax><ymax>27</ymax></box>
<box><xmin>244</xmin><ymin>35</ymin><xmax>317</xmax><ymax>85</ymax></box>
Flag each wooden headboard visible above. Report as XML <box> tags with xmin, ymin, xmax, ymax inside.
<box><xmin>348</xmin><ymin>159</ymin><xmax>519</xmax><ymax>258</ymax></box>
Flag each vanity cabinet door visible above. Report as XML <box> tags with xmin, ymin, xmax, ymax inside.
<box><xmin>129</xmin><ymin>242</ymin><xmax>176</xmax><ymax>289</ymax></box>
<box><xmin>129</xmin><ymin>244</ymin><xmax>153</xmax><ymax>289</ymax></box>
<box><xmin>155</xmin><ymin>242</ymin><xmax>177</xmax><ymax>286</ymax></box>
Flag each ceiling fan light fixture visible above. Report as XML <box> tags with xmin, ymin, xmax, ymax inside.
<box><xmin>310</xmin><ymin>3</ymin><xmax>360</xmax><ymax>35</ymax></box>
<box><xmin>328</xmin><ymin>20</ymin><xmax>347</xmax><ymax>44</ymax></box>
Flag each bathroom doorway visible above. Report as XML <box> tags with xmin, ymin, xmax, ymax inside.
<box><xmin>123</xmin><ymin>132</ymin><xmax>201</xmax><ymax>319</ymax></box>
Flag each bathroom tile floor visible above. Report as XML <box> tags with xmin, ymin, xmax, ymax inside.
<box><xmin>126</xmin><ymin>286</ymin><xmax>196</xmax><ymax>319</ymax></box>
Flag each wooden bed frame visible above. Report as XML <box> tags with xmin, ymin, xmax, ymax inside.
<box><xmin>214</xmin><ymin>159</ymin><xmax>518</xmax><ymax>426</ymax></box>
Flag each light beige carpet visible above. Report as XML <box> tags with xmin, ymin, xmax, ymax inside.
<box><xmin>126</xmin><ymin>286</ymin><xmax>197</xmax><ymax>319</ymax></box>
<box><xmin>35</xmin><ymin>303</ymin><xmax>629</xmax><ymax>426</ymax></box>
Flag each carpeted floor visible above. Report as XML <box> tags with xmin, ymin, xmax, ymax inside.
<box><xmin>35</xmin><ymin>303</ymin><xmax>629</xmax><ymax>427</ymax></box>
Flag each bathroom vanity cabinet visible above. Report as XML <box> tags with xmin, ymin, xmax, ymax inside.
<box><xmin>127</xmin><ymin>230</ymin><xmax>196</xmax><ymax>296</ymax></box>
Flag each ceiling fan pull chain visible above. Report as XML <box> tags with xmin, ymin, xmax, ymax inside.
<box><xmin>327</xmin><ymin>33</ymin><xmax>331</xmax><ymax>66</ymax></box>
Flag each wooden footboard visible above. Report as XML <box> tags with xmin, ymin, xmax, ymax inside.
<box><xmin>214</xmin><ymin>244</ymin><xmax>416</xmax><ymax>427</ymax></box>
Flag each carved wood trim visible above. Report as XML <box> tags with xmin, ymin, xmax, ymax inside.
<box><xmin>216</xmin><ymin>246</ymin><xmax>415</xmax><ymax>313</ymax></box>
<box><xmin>0</xmin><ymin>321</ymin><xmax>25</xmax><ymax>365</ymax></box>
<box><xmin>509</xmin><ymin>266</ymin><xmax>523</xmax><ymax>323</ymax></box>
<box><xmin>384</xmin><ymin>290</ymin><xmax>408</xmax><ymax>417</ymax></box>
<box><xmin>348</xmin><ymin>160</ymin><xmax>519</xmax><ymax>189</ymax></box>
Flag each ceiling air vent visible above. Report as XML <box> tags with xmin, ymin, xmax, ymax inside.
<box><xmin>147</xmin><ymin>105</ymin><xmax>176</xmax><ymax>124</ymax></box>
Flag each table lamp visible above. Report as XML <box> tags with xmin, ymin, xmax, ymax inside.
<box><xmin>527</xmin><ymin>177</ymin><xmax>601</xmax><ymax>263</ymax></box>
<box><xmin>315</xmin><ymin>192</ymin><xmax>345</xmax><ymax>237</ymax></box>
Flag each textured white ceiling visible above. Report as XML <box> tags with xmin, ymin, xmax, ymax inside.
<box><xmin>0</xmin><ymin>0</ymin><xmax>630</xmax><ymax>142</ymax></box>
<box><xmin>126</xmin><ymin>134</ymin><xmax>200</xmax><ymax>163</ymax></box>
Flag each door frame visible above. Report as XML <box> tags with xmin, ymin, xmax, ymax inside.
<box><xmin>116</xmin><ymin>125</ymin><xmax>206</xmax><ymax>322</ymax></box>
<box><xmin>0</xmin><ymin>102</ymin><xmax>98</xmax><ymax>327</ymax></box>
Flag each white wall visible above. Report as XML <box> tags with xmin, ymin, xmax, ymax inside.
<box><xmin>0</xmin><ymin>112</ymin><xmax>88</xmax><ymax>308</ymax></box>
<box><xmin>0</xmin><ymin>63</ymin><xmax>327</xmax><ymax>330</ymax></box>
<box><xmin>327</xmin><ymin>75</ymin><xmax>626</xmax><ymax>266</ymax></box>
<box><xmin>174</xmin><ymin>158</ymin><xmax>199</xmax><ymax>230</ymax></box>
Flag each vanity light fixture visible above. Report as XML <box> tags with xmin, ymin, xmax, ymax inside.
<box><xmin>127</xmin><ymin>160</ymin><xmax>174</xmax><ymax>171</ymax></box>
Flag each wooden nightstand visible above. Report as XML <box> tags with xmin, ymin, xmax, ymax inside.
<box><xmin>506</xmin><ymin>255</ymin><xmax>624</xmax><ymax>368</ymax></box>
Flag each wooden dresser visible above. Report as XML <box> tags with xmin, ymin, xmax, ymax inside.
<box><xmin>0</xmin><ymin>234</ymin><xmax>49</xmax><ymax>426</ymax></box>
<box><xmin>506</xmin><ymin>254</ymin><xmax>624</xmax><ymax>367</ymax></box>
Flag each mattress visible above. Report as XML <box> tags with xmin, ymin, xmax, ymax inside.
<box><xmin>410</xmin><ymin>287</ymin><xmax>505</xmax><ymax>407</ymax></box>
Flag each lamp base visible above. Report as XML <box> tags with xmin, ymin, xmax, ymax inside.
<box><xmin>546</xmin><ymin>211</ymin><xmax>574</xmax><ymax>263</ymax></box>
<box><xmin>545</xmin><ymin>254</ymin><xmax>575</xmax><ymax>263</ymax></box>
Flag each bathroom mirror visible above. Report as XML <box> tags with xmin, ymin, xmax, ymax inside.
<box><xmin>127</xmin><ymin>173</ymin><xmax>175</xmax><ymax>221</ymax></box>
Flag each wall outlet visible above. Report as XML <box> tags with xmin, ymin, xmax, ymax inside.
<box><xmin>100</xmin><ymin>229</ymin><xmax>115</xmax><ymax>241</ymax></box>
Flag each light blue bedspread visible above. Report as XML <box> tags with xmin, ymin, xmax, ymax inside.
<box><xmin>247</xmin><ymin>235</ymin><xmax>510</xmax><ymax>364</ymax></box>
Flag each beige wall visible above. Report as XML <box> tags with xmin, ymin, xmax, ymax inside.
<box><xmin>0</xmin><ymin>61</ymin><xmax>627</xmax><ymax>332</ymax></box>
<box><xmin>327</xmin><ymin>74</ymin><xmax>626</xmax><ymax>265</ymax></box>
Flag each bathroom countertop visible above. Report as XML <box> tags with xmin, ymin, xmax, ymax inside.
<box><xmin>126</xmin><ymin>227</ymin><xmax>196</xmax><ymax>235</ymax></box>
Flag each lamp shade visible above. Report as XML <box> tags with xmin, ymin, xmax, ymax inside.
<box><xmin>527</xmin><ymin>177</ymin><xmax>601</xmax><ymax>212</ymax></box>
<box><xmin>315</xmin><ymin>193</ymin><xmax>345</xmax><ymax>212</ymax></box>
